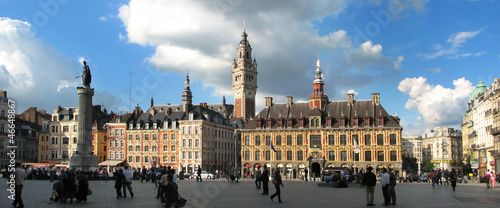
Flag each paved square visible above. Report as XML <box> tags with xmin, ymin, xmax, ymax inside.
<box><xmin>2</xmin><ymin>177</ymin><xmax>499</xmax><ymax>207</ymax></box>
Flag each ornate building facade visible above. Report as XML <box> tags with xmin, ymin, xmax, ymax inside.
<box><xmin>422</xmin><ymin>127</ymin><xmax>462</xmax><ymax>170</ymax></box>
<box><xmin>463</xmin><ymin>78</ymin><xmax>500</xmax><ymax>174</ymax></box>
<box><xmin>240</xmin><ymin>61</ymin><xmax>403</xmax><ymax>178</ymax></box>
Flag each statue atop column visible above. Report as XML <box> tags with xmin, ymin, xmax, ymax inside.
<box><xmin>82</xmin><ymin>61</ymin><xmax>91</xmax><ymax>86</ymax></box>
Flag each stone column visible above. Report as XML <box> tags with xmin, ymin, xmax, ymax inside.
<box><xmin>70</xmin><ymin>85</ymin><xmax>98</xmax><ymax>171</ymax></box>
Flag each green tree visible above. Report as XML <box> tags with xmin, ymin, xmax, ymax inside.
<box><xmin>424</xmin><ymin>162</ymin><xmax>435</xmax><ymax>171</ymax></box>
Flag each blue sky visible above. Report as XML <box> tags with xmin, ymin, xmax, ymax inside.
<box><xmin>0</xmin><ymin>0</ymin><xmax>499</xmax><ymax>136</ymax></box>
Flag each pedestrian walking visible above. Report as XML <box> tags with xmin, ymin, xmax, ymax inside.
<box><xmin>141</xmin><ymin>166</ymin><xmax>147</xmax><ymax>183</ymax></box>
<box><xmin>437</xmin><ymin>169</ymin><xmax>442</xmax><ymax>185</ymax></box>
<box><xmin>162</xmin><ymin>174</ymin><xmax>179</xmax><ymax>208</ymax></box>
<box><xmin>255</xmin><ymin>167</ymin><xmax>262</xmax><ymax>189</ymax></box>
<box><xmin>429</xmin><ymin>170</ymin><xmax>437</xmax><ymax>187</ymax></box>
<box><xmin>114</xmin><ymin>169</ymin><xmax>124</xmax><ymax>198</ymax></box>
<box><xmin>381</xmin><ymin>168</ymin><xmax>390</xmax><ymax>206</ymax></box>
<box><xmin>196</xmin><ymin>167</ymin><xmax>202</xmax><ymax>182</ymax></box>
<box><xmin>122</xmin><ymin>166</ymin><xmax>134</xmax><ymax>198</ymax></box>
<box><xmin>75</xmin><ymin>171</ymin><xmax>89</xmax><ymax>203</ymax></box>
<box><xmin>388</xmin><ymin>169</ymin><xmax>397</xmax><ymax>205</ymax></box>
<box><xmin>62</xmin><ymin>170</ymin><xmax>77</xmax><ymax>204</ymax></box>
<box><xmin>362</xmin><ymin>166</ymin><xmax>376</xmax><ymax>206</ymax></box>
<box><xmin>443</xmin><ymin>169</ymin><xmax>449</xmax><ymax>185</ymax></box>
<box><xmin>490</xmin><ymin>171</ymin><xmax>496</xmax><ymax>189</ymax></box>
<box><xmin>12</xmin><ymin>163</ymin><xmax>26</xmax><ymax>208</ymax></box>
<box><xmin>450</xmin><ymin>168</ymin><xmax>458</xmax><ymax>191</ymax></box>
<box><xmin>270</xmin><ymin>169</ymin><xmax>284</xmax><ymax>203</ymax></box>
<box><xmin>304</xmin><ymin>168</ymin><xmax>308</xmax><ymax>182</ymax></box>
<box><xmin>485</xmin><ymin>170</ymin><xmax>491</xmax><ymax>189</ymax></box>
<box><xmin>261</xmin><ymin>166</ymin><xmax>269</xmax><ymax>195</ymax></box>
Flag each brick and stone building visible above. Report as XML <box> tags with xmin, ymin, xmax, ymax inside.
<box><xmin>240</xmin><ymin>61</ymin><xmax>403</xmax><ymax>179</ymax></box>
<box><xmin>422</xmin><ymin>127</ymin><xmax>462</xmax><ymax>170</ymax></box>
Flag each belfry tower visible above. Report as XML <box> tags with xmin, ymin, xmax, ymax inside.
<box><xmin>309</xmin><ymin>60</ymin><xmax>329</xmax><ymax>109</ymax></box>
<box><xmin>232</xmin><ymin>30</ymin><xmax>258</xmax><ymax>120</ymax></box>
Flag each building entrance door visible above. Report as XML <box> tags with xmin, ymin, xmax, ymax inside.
<box><xmin>311</xmin><ymin>162</ymin><xmax>321</xmax><ymax>178</ymax></box>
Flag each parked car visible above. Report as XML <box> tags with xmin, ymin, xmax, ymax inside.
<box><xmin>405</xmin><ymin>174</ymin><xmax>420</xmax><ymax>183</ymax></box>
<box><xmin>420</xmin><ymin>173</ymin><xmax>429</xmax><ymax>183</ymax></box>
<box><xmin>190</xmin><ymin>171</ymin><xmax>214</xmax><ymax>179</ymax></box>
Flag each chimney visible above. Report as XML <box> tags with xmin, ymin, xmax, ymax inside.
<box><xmin>347</xmin><ymin>93</ymin><xmax>354</xmax><ymax>105</ymax></box>
<box><xmin>222</xmin><ymin>95</ymin><xmax>226</xmax><ymax>105</ymax></box>
<box><xmin>286</xmin><ymin>96</ymin><xmax>293</xmax><ymax>107</ymax></box>
<box><xmin>151</xmin><ymin>97</ymin><xmax>154</xmax><ymax>108</ymax></box>
<box><xmin>0</xmin><ymin>90</ymin><xmax>6</xmax><ymax>98</ymax></box>
<box><xmin>372</xmin><ymin>93</ymin><xmax>380</xmax><ymax>105</ymax></box>
<box><xmin>265</xmin><ymin>97</ymin><xmax>273</xmax><ymax>108</ymax></box>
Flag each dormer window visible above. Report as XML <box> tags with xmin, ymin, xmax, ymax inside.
<box><xmin>353</xmin><ymin>118</ymin><xmax>358</xmax><ymax>127</ymax></box>
<box><xmin>287</xmin><ymin>119</ymin><xmax>293</xmax><ymax>128</ymax></box>
<box><xmin>339</xmin><ymin>118</ymin><xmax>345</xmax><ymax>127</ymax></box>
<box><xmin>266</xmin><ymin>120</ymin><xmax>272</xmax><ymax>128</ymax></box>
<box><xmin>136</xmin><ymin>123</ymin><xmax>140</xmax><ymax>129</ymax></box>
<box><xmin>153</xmin><ymin>123</ymin><xmax>157</xmax><ymax>129</ymax></box>
<box><xmin>364</xmin><ymin>118</ymin><xmax>370</xmax><ymax>127</ymax></box>
<box><xmin>377</xmin><ymin>117</ymin><xmax>384</xmax><ymax>126</ymax></box>
<box><xmin>299</xmin><ymin>119</ymin><xmax>304</xmax><ymax>128</ymax></box>
<box><xmin>129</xmin><ymin>124</ymin><xmax>133</xmax><ymax>129</ymax></box>
<box><xmin>326</xmin><ymin>118</ymin><xmax>332</xmax><ymax>127</ymax></box>
<box><xmin>145</xmin><ymin>123</ymin><xmax>149</xmax><ymax>129</ymax></box>
<box><xmin>277</xmin><ymin>119</ymin><xmax>283</xmax><ymax>128</ymax></box>
<box><xmin>256</xmin><ymin>120</ymin><xmax>262</xmax><ymax>128</ymax></box>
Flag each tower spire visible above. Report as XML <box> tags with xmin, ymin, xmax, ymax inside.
<box><xmin>182</xmin><ymin>71</ymin><xmax>192</xmax><ymax>112</ymax></box>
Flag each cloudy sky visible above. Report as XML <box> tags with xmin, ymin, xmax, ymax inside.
<box><xmin>1</xmin><ymin>0</ymin><xmax>498</xmax><ymax>136</ymax></box>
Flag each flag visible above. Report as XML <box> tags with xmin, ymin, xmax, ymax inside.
<box><xmin>271</xmin><ymin>140</ymin><xmax>277</xmax><ymax>152</ymax></box>
<box><xmin>354</xmin><ymin>139</ymin><xmax>360</xmax><ymax>154</ymax></box>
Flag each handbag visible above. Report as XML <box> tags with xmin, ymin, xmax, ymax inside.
<box><xmin>177</xmin><ymin>195</ymin><xmax>187</xmax><ymax>207</ymax></box>
<box><xmin>272</xmin><ymin>179</ymin><xmax>279</xmax><ymax>185</ymax></box>
<box><xmin>87</xmin><ymin>188</ymin><xmax>92</xmax><ymax>195</ymax></box>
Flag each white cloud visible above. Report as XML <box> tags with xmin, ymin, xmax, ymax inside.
<box><xmin>117</xmin><ymin>0</ymin><xmax>404</xmax><ymax>103</ymax></box>
<box><xmin>78</xmin><ymin>56</ymin><xmax>87</xmax><ymax>65</ymax></box>
<box><xmin>0</xmin><ymin>17</ymin><xmax>115</xmax><ymax>112</ymax></box>
<box><xmin>398</xmin><ymin>77</ymin><xmax>475</xmax><ymax>134</ymax></box>
<box><xmin>393</xmin><ymin>56</ymin><xmax>404</xmax><ymax>69</ymax></box>
<box><xmin>420</xmin><ymin>30</ymin><xmax>483</xmax><ymax>59</ymax></box>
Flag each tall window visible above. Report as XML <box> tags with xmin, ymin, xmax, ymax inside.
<box><xmin>287</xmin><ymin>135</ymin><xmax>292</xmax><ymax>145</ymax></box>
<box><xmin>310</xmin><ymin>135</ymin><xmax>321</xmax><ymax>148</ymax></box>
<box><xmin>128</xmin><ymin>146</ymin><xmax>133</xmax><ymax>151</ymax></box>
<box><xmin>62</xmin><ymin>137</ymin><xmax>69</xmax><ymax>145</ymax></box>
<box><xmin>297</xmin><ymin>151</ymin><xmax>303</xmax><ymax>161</ymax></box>
<box><xmin>145</xmin><ymin>135</ymin><xmax>149</xmax><ymax>140</ymax></box>
<box><xmin>255</xmin><ymin>151</ymin><xmax>261</xmax><ymax>160</ymax></box>
<box><xmin>329</xmin><ymin>151</ymin><xmax>335</xmax><ymax>161</ymax></box>
<box><xmin>378</xmin><ymin>151</ymin><xmax>384</xmax><ymax>161</ymax></box>
<box><xmin>153</xmin><ymin>134</ymin><xmax>157</xmax><ymax>140</ymax></box>
<box><xmin>340</xmin><ymin>135</ymin><xmax>347</xmax><ymax>146</ymax></box>
<box><xmin>152</xmin><ymin>146</ymin><xmax>157</xmax><ymax>152</ymax></box>
<box><xmin>287</xmin><ymin>151</ymin><xmax>292</xmax><ymax>160</ymax></box>
<box><xmin>188</xmin><ymin>139</ymin><xmax>192</xmax><ymax>147</ymax></box>
<box><xmin>171</xmin><ymin>133</ymin><xmax>176</xmax><ymax>140</ymax></box>
<box><xmin>128</xmin><ymin>135</ymin><xmax>133</xmax><ymax>140</ymax></box>
<box><xmin>365</xmin><ymin>135</ymin><xmax>371</xmax><ymax>146</ymax></box>
<box><xmin>171</xmin><ymin>145</ymin><xmax>175</xmax><ymax>151</ymax></box>
<box><xmin>63</xmin><ymin>126</ymin><xmax>69</xmax><ymax>132</ymax></box>
<box><xmin>276</xmin><ymin>151</ymin><xmax>282</xmax><ymax>160</ymax></box>
<box><xmin>195</xmin><ymin>139</ymin><xmax>199</xmax><ymax>147</ymax></box>
<box><xmin>163</xmin><ymin>134</ymin><xmax>168</xmax><ymax>140</ymax></box>
<box><xmin>390</xmin><ymin>151</ymin><xmax>397</xmax><ymax>161</ymax></box>
<box><xmin>365</xmin><ymin>151</ymin><xmax>371</xmax><ymax>161</ymax></box>
<box><xmin>245</xmin><ymin>136</ymin><xmax>250</xmax><ymax>146</ymax></box>
<box><xmin>276</xmin><ymin>136</ymin><xmax>282</xmax><ymax>146</ymax></box>
<box><xmin>266</xmin><ymin>151</ymin><xmax>271</xmax><ymax>160</ymax></box>
<box><xmin>144</xmin><ymin>146</ymin><xmax>149</xmax><ymax>151</ymax></box>
<box><xmin>328</xmin><ymin>135</ymin><xmax>335</xmax><ymax>145</ymax></box>
<box><xmin>390</xmin><ymin>134</ymin><xmax>397</xmax><ymax>145</ymax></box>
<box><xmin>352</xmin><ymin>135</ymin><xmax>358</xmax><ymax>146</ymax></box>
<box><xmin>377</xmin><ymin>134</ymin><xmax>384</xmax><ymax>145</ymax></box>
<box><xmin>182</xmin><ymin>139</ymin><xmax>186</xmax><ymax>147</ymax></box>
<box><xmin>135</xmin><ymin>135</ymin><xmax>140</xmax><ymax>140</ymax></box>
<box><xmin>135</xmin><ymin>156</ymin><xmax>140</xmax><ymax>163</ymax></box>
<box><xmin>136</xmin><ymin>145</ymin><xmax>140</xmax><ymax>151</ymax></box>
<box><xmin>245</xmin><ymin>151</ymin><xmax>250</xmax><ymax>160</ymax></box>
<box><xmin>297</xmin><ymin>135</ymin><xmax>303</xmax><ymax>146</ymax></box>
<box><xmin>255</xmin><ymin>136</ymin><xmax>261</xmax><ymax>146</ymax></box>
<box><xmin>266</xmin><ymin>136</ymin><xmax>271</xmax><ymax>146</ymax></box>
<box><xmin>341</xmin><ymin>151</ymin><xmax>347</xmax><ymax>161</ymax></box>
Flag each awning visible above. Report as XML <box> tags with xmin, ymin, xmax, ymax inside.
<box><xmin>24</xmin><ymin>163</ymin><xmax>55</xmax><ymax>167</ymax></box>
<box><xmin>99</xmin><ymin>160</ymin><xmax>127</xmax><ymax>167</ymax></box>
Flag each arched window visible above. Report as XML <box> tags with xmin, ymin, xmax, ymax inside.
<box><xmin>0</xmin><ymin>124</ymin><xmax>4</xmax><ymax>133</ymax></box>
<box><xmin>109</xmin><ymin>151</ymin><xmax>114</xmax><ymax>159</ymax></box>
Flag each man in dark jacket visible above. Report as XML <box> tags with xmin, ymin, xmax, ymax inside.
<box><xmin>261</xmin><ymin>166</ymin><xmax>269</xmax><ymax>195</ymax></box>
<box><xmin>388</xmin><ymin>169</ymin><xmax>397</xmax><ymax>205</ymax></box>
<box><xmin>362</xmin><ymin>167</ymin><xmax>377</xmax><ymax>206</ymax></box>
<box><xmin>270</xmin><ymin>169</ymin><xmax>284</xmax><ymax>203</ymax></box>
<box><xmin>196</xmin><ymin>167</ymin><xmax>202</xmax><ymax>182</ymax></box>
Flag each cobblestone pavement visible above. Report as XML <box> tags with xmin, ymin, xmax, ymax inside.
<box><xmin>2</xmin><ymin>177</ymin><xmax>499</xmax><ymax>208</ymax></box>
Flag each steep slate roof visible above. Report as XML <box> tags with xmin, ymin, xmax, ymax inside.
<box><xmin>244</xmin><ymin>99</ymin><xmax>401</xmax><ymax>129</ymax></box>
<box><xmin>127</xmin><ymin>103</ymin><xmax>236</xmax><ymax>129</ymax></box>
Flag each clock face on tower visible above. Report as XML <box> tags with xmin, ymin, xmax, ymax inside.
<box><xmin>246</xmin><ymin>89</ymin><xmax>254</xmax><ymax>98</ymax></box>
